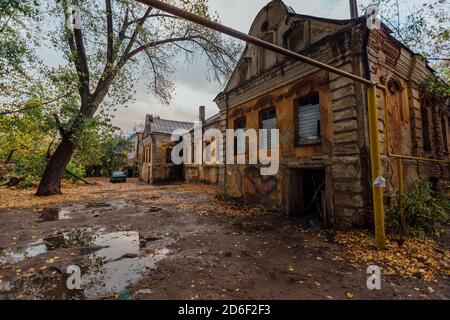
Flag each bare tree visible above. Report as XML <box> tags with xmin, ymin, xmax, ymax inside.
<box><xmin>35</xmin><ymin>0</ymin><xmax>241</xmax><ymax>195</ymax></box>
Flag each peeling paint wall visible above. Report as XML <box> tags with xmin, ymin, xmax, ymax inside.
<box><xmin>367</xmin><ymin>27</ymin><xmax>450</xmax><ymax>195</ymax></box>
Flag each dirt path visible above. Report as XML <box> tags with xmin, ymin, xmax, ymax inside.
<box><xmin>0</xmin><ymin>179</ymin><xmax>448</xmax><ymax>300</ymax></box>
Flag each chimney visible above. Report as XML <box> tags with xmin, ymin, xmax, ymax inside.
<box><xmin>349</xmin><ymin>0</ymin><xmax>358</xmax><ymax>19</ymax></box>
<box><xmin>199</xmin><ymin>106</ymin><xmax>206</xmax><ymax>123</ymax></box>
<box><xmin>148</xmin><ymin>115</ymin><xmax>154</xmax><ymax>122</ymax></box>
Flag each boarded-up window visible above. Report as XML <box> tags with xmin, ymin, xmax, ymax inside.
<box><xmin>296</xmin><ymin>93</ymin><xmax>320</xmax><ymax>142</ymax></box>
<box><xmin>421</xmin><ymin>104</ymin><xmax>431</xmax><ymax>152</ymax></box>
<box><xmin>260</xmin><ymin>107</ymin><xmax>277</xmax><ymax>149</ymax></box>
<box><xmin>234</xmin><ymin>117</ymin><xmax>246</xmax><ymax>155</ymax></box>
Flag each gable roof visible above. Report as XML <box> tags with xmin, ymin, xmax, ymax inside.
<box><xmin>144</xmin><ymin>115</ymin><xmax>193</xmax><ymax>137</ymax></box>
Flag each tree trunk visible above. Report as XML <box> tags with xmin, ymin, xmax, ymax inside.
<box><xmin>36</xmin><ymin>136</ymin><xmax>75</xmax><ymax>196</ymax></box>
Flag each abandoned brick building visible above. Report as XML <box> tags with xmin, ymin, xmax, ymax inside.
<box><xmin>140</xmin><ymin>115</ymin><xmax>192</xmax><ymax>184</ymax></box>
<box><xmin>211</xmin><ymin>0</ymin><xmax>450</xmax><ymax>228</ymax></box>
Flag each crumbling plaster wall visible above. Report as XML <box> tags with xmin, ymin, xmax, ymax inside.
<box><xmin>367</xmin><ymin>27</ymin><xmax>450</xmax><ymax>194</ymax></box>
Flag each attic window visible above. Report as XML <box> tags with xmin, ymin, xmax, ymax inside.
<box><xmin>261</xmin><ymin>21</ymin><xmax>269</xmax><ymax>32</ymax></box>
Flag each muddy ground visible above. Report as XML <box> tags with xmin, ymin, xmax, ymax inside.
<box><xmin>0</xmin><ymin>179</ymin><xmax>448</xmax><ymax>300</ymax></box>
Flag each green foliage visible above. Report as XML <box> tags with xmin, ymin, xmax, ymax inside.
<box><xmin>99</xmin><ymin>133</ymin><xmax>132</xmax><ymax>176</ymax></box>
<box><xmin>64</xmin><ymin>162</ymin><xmax>86</xmax><ymax>183</ymax></box>
<box><xmin>0</xmin><ymin>0</ymin><xmax>39</xmax><ymax>77</ymax></box>
<box><xmin>16</xmin><ymin>178</ymin><xmax>34</xmax><ymax>189</ymax></box>
<box><xmin>0</xmin><ymin>98</ymin><xmax>54</xmax><ymax>182</ymax></box>
<box><xmin>387</xmin><ymin>180</ymin><xmax>450</xmax><ymax>237</ymax></box>
<box><xmin>14</xmin><ymin>154</ymin><xmax>47</xmax><ymax>180</ymax></box>
<box><xmin>364</xmin><ymin>0</ymin><xmax>450</xmax><ymax>83</ymax></box>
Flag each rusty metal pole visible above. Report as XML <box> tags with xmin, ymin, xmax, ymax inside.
<box><xmin>136</xmin><ymin>0</ymin><xmax>374</xmax><ymax>86</ymax></box>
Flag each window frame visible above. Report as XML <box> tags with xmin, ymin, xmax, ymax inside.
<box><xmin>259</xmin><ymin>106</ymin><xmax>277</xmax><ymax>150</ymax></box>
<box><xmin>294</xmin><ymin>92</ymin><xmax>321</xmax><ymax>146</ymax></box>
<box><xmin>234</xmin><ymin>116</ymin><xmax>247</xmax><ymax>156</ymax></box>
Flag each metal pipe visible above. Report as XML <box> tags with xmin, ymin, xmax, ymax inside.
<box><xmin>136</xmin><ymin>0</ymin><xmax>375</xmax><ymax>86</ymax></box>
<box><xmin>367</xmin><ymin>85</ymin><xmax>386</xmax><ymax>249</ymax></box>
<box><xmin>379</xmin><ymin>86</ymin><xmax>450</xmax><ymax>164</ymax></box>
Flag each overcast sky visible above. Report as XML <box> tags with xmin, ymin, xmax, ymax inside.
<box><xmin>114</xmin><ymin>0</ymin><xmax>361</xmax><ymax>134</ymax></box>
<box><xmin>38</xmin><ymin>0</ymin><xmax>424</xmax><ymax>134</ymax></box>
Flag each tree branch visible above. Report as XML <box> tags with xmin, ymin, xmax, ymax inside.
<box><xmin>63</xmin><ymin>0</ymin><xmax>90</xmax><ymax>106</ymax></box>
<box><xmin>126</xmin><ymin>36</ymin><xmax>201</xmax><ymax>60</ymax></box>
<box><xmin>53</xmin><ymin>113</ymin><xmax>67</xmax><ymax>138</ymax></box>
<box><xmin>105</xmin><ymin>0</ymin><xmax>114</xmax><ymax>64</ymax></box>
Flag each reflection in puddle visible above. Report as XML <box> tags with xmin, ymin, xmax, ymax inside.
<box><xmin>0</xmin><ymin>241</ymin><xmax>47</xmax><ymax>264</ymax></box>
<box><xmin>37</xmin><ymin>208</ymin><xmax>72</xmax><ymax>222</ymax></box>
<box><xmin>0</xmin><ymin>228</ymin><xmax>170</xmax><ymax>299</ymax></box>
<box><xmin>35</xmin><ymin>200</ymin><xmax>159</xmax><ymax>222</ymax></box>
<box><xmin>81</xmin><ymin>231</ymin><xmax>169</xmax><ymax>298</ymax></box>
<box><xmin>0</xmin><ymin>228</ymin><xmax>96</xmax><ymax>265</ymax></box>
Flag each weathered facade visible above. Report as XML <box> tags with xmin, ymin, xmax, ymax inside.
<box><xmin>214</xmin><ymin>0</ymin><xmax>450</xmax><ymax>228</ymax></box>
<box><xmin>185</xmin><ymin>106</ymin><xmax>221</xmax><ymax>184</ymax></box>
<box><xmin>126</xmin><ymin>131</ymin><xmax>143</xmax><ymax>177</ymax></box>
<box><xmin>140</xmin><ymin>115</ymin><xmax>193</xmax><ymax>184</ymax></box>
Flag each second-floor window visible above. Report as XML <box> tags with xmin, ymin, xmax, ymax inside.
<box><xmin>296</xmin><ymin>92</ymin><xmax>320</xmax><ymax>143</ymax></box>
<box><xmin>234</xmin><ymin>117</ymin><xmax>246</xmax><ymax>155</ymax></box>
<box><xmin>260</xmin><ymin>107</ymin><xmax>277</xmax><ymax>149</ymax></box>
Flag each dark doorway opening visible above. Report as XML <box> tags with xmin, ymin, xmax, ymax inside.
<box><xmin>289</xmin><ymin>168</ymin><xmax>326</xmax><ymax>230</ymax></box>
<box><xmin>126</xmin><ymin>167</ymin><xmax>134</xmax><ymax>178</ymax></box>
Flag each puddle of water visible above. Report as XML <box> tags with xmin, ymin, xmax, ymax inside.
<box><xmin>36</xmin><ymin>200</ymin><xmax>158</xmax><ymax>222</ymax></box>
<box><xmin>0</xmin><ymin>240</ymin><xmax>47</xmax><ymax>264</ymax></box>
<box><xmin>0</xmin><ymin>228</ymin><xmax>170</xmax><ymax>299</ymax></box>
<box><xmin>0</xmin><ymin>228</ymin><xmax>96</xmax><ymax>265</ymax></box>
<box><xmin>80</xmin><ymin>231</ymin><xmax>169</xmax><ymax>298</ymax></box>
<box><xmin>37</xmin><ymin>208</ymin><xmax>72</xmax><ymax>222</ymax></box>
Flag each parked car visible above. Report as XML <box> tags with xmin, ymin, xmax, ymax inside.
<box><xmin>110</xmin><ymin>171</ymin><xmax>127</xmax><ymax>183</ymax></box>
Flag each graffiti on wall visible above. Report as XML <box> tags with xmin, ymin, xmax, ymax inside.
<box><xmin>245</xmin><ymin>165</ymin><xmax>278</xmax><ymax>196</ymax></box>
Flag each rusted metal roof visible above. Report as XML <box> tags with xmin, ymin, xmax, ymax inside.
<box><xmin>145</xmin><ymin>117</ymin><xmax>193</xmax><ymax>136</ymax></box>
